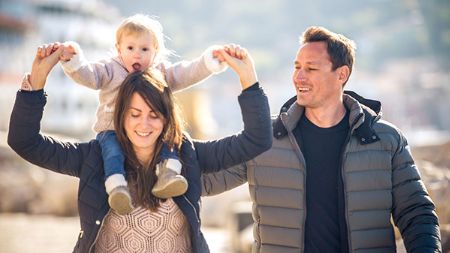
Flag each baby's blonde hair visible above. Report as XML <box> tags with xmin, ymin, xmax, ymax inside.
<box><xmin>116</xmin><ymin>14</ymin><xmax>171</xmax><ymax>64</ymax></box>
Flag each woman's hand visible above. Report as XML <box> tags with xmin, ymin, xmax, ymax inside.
<box><xmin>213</xmin><ymin>44</ymin><xmax>258</xmax><ymax>90</ymax></box>
<box><xmin>29</xmin><ymin>43</ymin><xmax>63</xmax><ymax>90</ymax></box>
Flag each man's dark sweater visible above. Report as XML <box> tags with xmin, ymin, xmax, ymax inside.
<box><xmin>293</xmin><ymin>111</ymin><xmax>350</xmax><ymax>253</ymax></box>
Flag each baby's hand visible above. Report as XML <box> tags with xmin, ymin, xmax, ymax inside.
<box><xmin>213</xmin><ymin>44</ymin><xmax>249</xmax><ymax>64</ymax></box>
<box><xmin>212</xmin><ymin>46</ymin><xmax>226</xmax><ymax>63</ymax></box>
<box><xmin>60</xmin><ymin>42</ymin><xmax>77</xmax><ymax>62</ymax></box>
<box><xmin>203</xmin><ymin>45</ymin><xmax>228</xmax><ymax>73</ymax></box>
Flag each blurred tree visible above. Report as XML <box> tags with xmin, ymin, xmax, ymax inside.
<box><xmin>418</xmin><ymin>0</ymin><xmax>450</xmax><ymax>67</ymax></box>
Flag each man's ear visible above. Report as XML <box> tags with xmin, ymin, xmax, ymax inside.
<box><xmin>337</xmin><ymin>65</ymin><xmax>350</xmax><ymax>84</ymax></box>
<box><xmin>115</xmin><ymin>43</ymin><xmax>120</xmax><ymax>54</ymax></box>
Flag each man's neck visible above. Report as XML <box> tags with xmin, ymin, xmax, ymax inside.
<box><xmin>304</xmin><ymin>102</ymin><xmax>347</xmax><ymax>128</ymax></box>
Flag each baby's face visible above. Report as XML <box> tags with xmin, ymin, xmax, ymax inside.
<box><xmin>117</xmin><ymin>32</ymin><xmax>157</xmax><ymax>73</ymax></box>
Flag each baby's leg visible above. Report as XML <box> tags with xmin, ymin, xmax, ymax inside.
<box><xmin>97</xmin><ymin>131</ymin><xmax>133</xmax><ymax>215</ymax></box>
<box><xmin>152</xmin><ymin>143</ymin><xmax>188</xmax><ymax>198</ymax></box>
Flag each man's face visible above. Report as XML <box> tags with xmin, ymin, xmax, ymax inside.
<box><xmin>292</xmin><ymin>41</ymin><xmax>343</xmax><ymax>109</ymax></box>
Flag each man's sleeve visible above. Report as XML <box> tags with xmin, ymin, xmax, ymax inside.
<box><xmin>201</xmin><ymin>163</ymin><xmax>248</xmax><ymax>197</ymax></box>
<box><xmin>391</xmin><ymin>132</ymin><xmax>442</xmax><ymax>252</ymax></box>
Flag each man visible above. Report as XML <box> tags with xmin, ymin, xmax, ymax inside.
<box><xmin>202</xmin><ymin>26</ymin><xmax>441</xmax><ymax>252</ymax></box>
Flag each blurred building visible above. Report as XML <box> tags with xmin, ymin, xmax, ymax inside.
<box><xmin>0</xmin><ymin>0</ymin><xmax>119</xmax><ymax>138</ymax></box>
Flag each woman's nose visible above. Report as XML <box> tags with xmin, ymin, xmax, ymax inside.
<box><xmin>142</xmin><ymin>116</ymin><xmax>155</xmax><ymax>126</ymax></box>
<box><xmin>141</xmin><ymin>117</ymin><xmax>150</xmax><ymax>125</ymax></box>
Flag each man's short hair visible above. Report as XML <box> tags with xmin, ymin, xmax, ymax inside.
<box><xmin>301</xmin><ymin>26</ymin><xmax>356</xmax><ymax>83</ymax></box>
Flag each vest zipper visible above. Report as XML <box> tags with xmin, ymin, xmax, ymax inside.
<box><xmin>88</xmin><ymin>209</ymin><xmax>110</xmax><ymax>253</ymax></box>
<box><xmin>282</xmin><ymin>113</ymin><xmax>307</xmax><ymax>252</ymax></box>
<box><xmin>183</xmin><ymin>195</ymin><xmax>200</xmax><ymax>224</ymax></box>
<box><xmin>341</xmin><ymin>113</ymin><xmax>363</xmax><ymax>252</ymax></box>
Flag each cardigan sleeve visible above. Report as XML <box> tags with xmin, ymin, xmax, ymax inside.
<box><xmin>161</xmin><ymin>46</ymin><xmax>227</xmax><ymax>93</ymax></box>
<box><xmin>60</xmin><ymin>42</ymin><xmax>116</xmax><ymax>90</ymax></box>
<box><xmin>7</xmin><ymin>90</ymin><xmax>95</xmax><ymax>178</ymax></box>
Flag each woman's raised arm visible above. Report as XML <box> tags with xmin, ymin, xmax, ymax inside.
<box><xmin>194</xmin><ymin>45</ymin><xmax>272</xmax><ymax>173</ymax></box>
<box><xmin>8</xmin><ymin>44</ymin><xmax>97</xmax><ymax>178</ymax></box>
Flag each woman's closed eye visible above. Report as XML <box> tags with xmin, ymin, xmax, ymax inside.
<box><xmin>130</xmin><ymin>112</ymin><xmax>158</xmax><ymax>119</ymax></box>
<box><xmin>149</xmin><ymin>112</ymin><xmax>159</xmax><ymax>119</ymax></box>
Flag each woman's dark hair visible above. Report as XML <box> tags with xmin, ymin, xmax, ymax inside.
<box><xmin>114</xmin><ymin>69</ymin><xmax>184</xmax><ymax>210</ymax></box>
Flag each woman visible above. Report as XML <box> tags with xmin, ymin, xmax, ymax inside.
<box><xmin>8</xmin><ymin>43</ymin><xmax>272</xmax><ymax>253</ymax></box>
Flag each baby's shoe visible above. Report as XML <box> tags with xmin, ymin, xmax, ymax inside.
<box><xmin>152</xmin><ymin>159</ymin><xmax>188</xmax><ymax>199</ymax></box>
<box><xmin>108</xmin><ymin>186</ymin><xmax>133</xmax><ymax>215</ymax></box>
<box><xmin>105</xmin><ymin>174</ymin><xmax>134</xmax><ymax>215</ymax></box>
